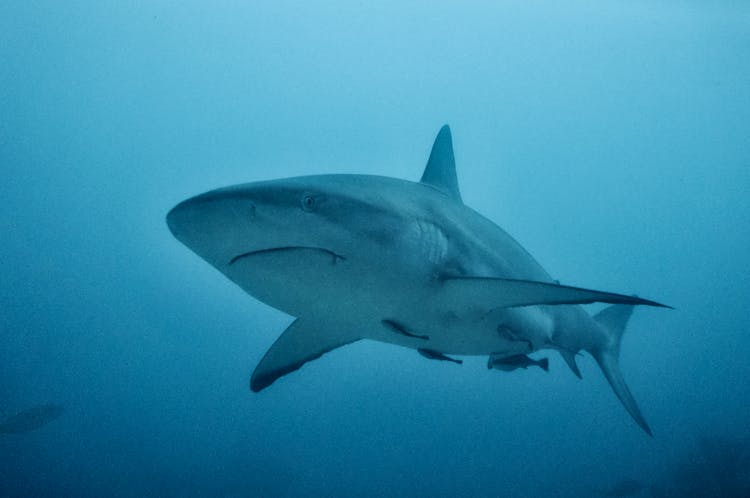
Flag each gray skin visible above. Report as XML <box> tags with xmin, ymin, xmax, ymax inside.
<box><xmin>167</xmin><ymin>126</ymin><xmax>669</xmax><ymax>435</ymax></box>
<box><xmin>0</xmin><ymin>404</ymin><xmax>64</xmax><ymax>434</ymax></box>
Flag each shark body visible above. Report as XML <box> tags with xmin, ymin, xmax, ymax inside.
<box><xmin>167</xmin><ymin>126</ymin><xmax>669</xmax><ymax>434</ymax></box>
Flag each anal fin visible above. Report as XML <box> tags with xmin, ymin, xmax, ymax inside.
<box><xmin>560</xmin><ymin>350</ymin><xmax>582</xmax><ymax>379</ymax></box>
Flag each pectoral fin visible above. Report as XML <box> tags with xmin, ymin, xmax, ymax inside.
<box><xmin>440</xmin><ymin>277</ymin><xmax>670</xmax><ymax>310</ymax></box>
<box><xmin>250</xmin><ymin>318</ymin><xmax>359</xmax><ymax>392</ymax></box>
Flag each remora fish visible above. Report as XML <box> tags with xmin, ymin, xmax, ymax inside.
<box><xmin>488</xmin><ymin>354</ymin><xmax>549</xmax><ymax>372</ymax></box>
<box><xmin>418</xmin><ymin>348</ymin><xmax>463</xmax><ymax>364</ymax></box>
<box><xmin>167</xmin><ymin>125</ymin><xmax>670</xmax><ymax>434</ymax></box>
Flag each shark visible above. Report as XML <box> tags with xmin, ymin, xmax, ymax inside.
<box><xmin>0</xmin><ymin>404</ymin><xmax>64</xmax><ymax>434</ymax></box>
<box><xmin>167</xmin><ymin>125</ymin><xmax>669</xmax><ymax>435</ymax></box>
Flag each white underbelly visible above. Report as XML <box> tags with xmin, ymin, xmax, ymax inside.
<box><xmin>370</xmin><ymin>301</ymin><xmax>556</xmax><ymax>356</ymax></box>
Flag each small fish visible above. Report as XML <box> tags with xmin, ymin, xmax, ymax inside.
<box><xmin>417</xmin><ymin>348</ymin><xmax>462</xmax><ymax>364</ymax></box>
<box><xmin>487</xmin><ymin>354</ymin><xmax>549</xmax><ymax>372</ymax></box>
<box><xmin>0</xmin><ymin>404</ymin><xmax>64</xmax><ymax>434</ymax></box>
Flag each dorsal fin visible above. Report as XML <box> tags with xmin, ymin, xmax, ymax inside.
<box><xmin>420</xmin><ymin>125</ymin><xmax>462</xmax><ymax>202</ymax></box>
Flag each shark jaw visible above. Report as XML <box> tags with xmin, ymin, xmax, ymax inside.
<box><xmin>229</xmin><ymin>247</ymin><xmax>346</xmax><ymax>266</ymax></box>
<box><xmin>167</xmin><ymin>125</ymin><xmax>669</xmax><ymax>435</ymax></box>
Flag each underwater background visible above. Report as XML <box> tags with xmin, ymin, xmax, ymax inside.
<box><xmin>2</xmin><ymin>1</ymin><xmax>749</xmax><ymax>496</ymax></box>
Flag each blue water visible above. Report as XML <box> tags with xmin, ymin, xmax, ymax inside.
<box><xmin>2</xmin><ymin>2</ymin><xmax>749</xmax><ymax>496</ymax></box>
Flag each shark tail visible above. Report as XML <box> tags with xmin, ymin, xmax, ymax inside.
<box><xmin>590</xmin><ymin>304</ymin><xmax>652</xmax><ymax>436</ymax></box>
<box><xmin>538</xmin><ymin>357</ymin><xmax>549</xmax><ymax>372</ymax></box>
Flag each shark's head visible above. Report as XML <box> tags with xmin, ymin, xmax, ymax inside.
<box><xmin>167</xmin><ymin>175</ymin><xmax>402</xmax><ymax>265</ymax></box>
<box><xmin>166</xmin><ymin>175</ymin><xmax>411</xmax><ymax>314</ymax></box>
<box><xmin>169</xmin><ymin>179</ymin><xmax>310</xmax><ymax>266</ymax></box>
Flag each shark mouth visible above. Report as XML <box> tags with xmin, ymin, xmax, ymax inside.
<box><xmin>229</xmin><ymin>246</ymin><xmax>346</xmax><ymax>266</ymax></box>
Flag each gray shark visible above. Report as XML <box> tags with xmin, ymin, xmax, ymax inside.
<box><xmin>167</xmin><ymin>125</ymin><xmax>669</xmax><ymax>435</ymax></box>
<box><xmin>0</xmin><ymin>404</ymin><xmax>64</xmax><ymax>434</ymax></box>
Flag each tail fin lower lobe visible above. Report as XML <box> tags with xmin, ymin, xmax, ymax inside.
<box><xmin>591</xmin><ymin>305</ymin><xmax>652</xmax><ymax>436</ymax></box>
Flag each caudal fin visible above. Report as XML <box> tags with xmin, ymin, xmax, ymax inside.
<box><xmin>538</xmin><ymin>357</ymin><xmax>549</xmax><ymax>372</ymax></box>
<box><xmin>591</xmin><ymin>305</ymin><xmax>653</xmax><ymax>436</ymax></box>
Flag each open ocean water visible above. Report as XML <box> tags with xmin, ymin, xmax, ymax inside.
<box><xmin>1</xmin><ymin>2</ymin><xmax>749</xmax><ymax>497</ymax></box>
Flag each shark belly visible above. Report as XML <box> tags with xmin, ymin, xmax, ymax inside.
<box><xmin>222</xmin><ymin>246</ymin><xmax>532</xmax><ymax>356</ymax></box>
<box><xmin>378</xmin><ymin>294</ymin><xmax>556</xmax><ymax>356</ymax></box>
<box><xmin>220</xmin><ymin>221</ymin><xmax>606</xmax><ymax>359</ymax></box>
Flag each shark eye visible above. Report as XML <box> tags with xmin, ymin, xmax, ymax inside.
<box><xmin>301</xmin><ymin>195</ymin><xmax>316</xmax><ymax>212</ymax></box>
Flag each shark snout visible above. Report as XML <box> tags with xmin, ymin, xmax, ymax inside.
<box><xmin>166</xmin><ymin>200</ymin><xmax>185</xmax><ymax>237</ymax></box>
<box><xmin>166</xmin><ymin>198</ymin><xmax>200</xmax><ymax>240</ymax></box>
<box><xmin>166</xmin><ymin>188</ymin><xmax>257</xmax><ymax>246</ymax></box>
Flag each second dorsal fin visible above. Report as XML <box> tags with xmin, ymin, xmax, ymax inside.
<box><xmin>420</xmin><ymin>125</ymin><xmax>462</xmax><ymax>202</ymax></box>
